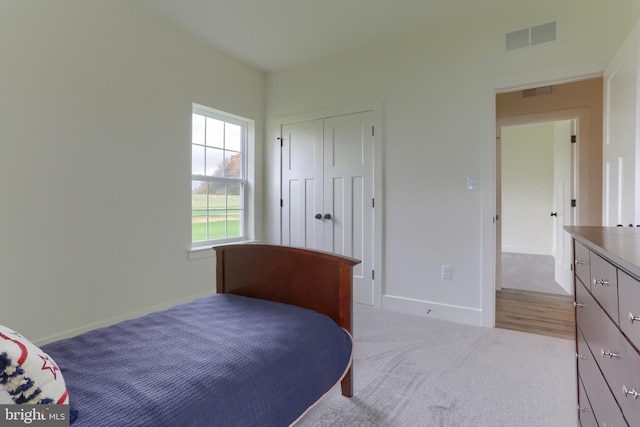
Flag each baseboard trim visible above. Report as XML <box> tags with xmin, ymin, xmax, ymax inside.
<box><xmin>34</xmin><ymin>290</ymin><xmax>217</xmax><ymax>346</ymax></box>
<box><xmin>382</xmin><ymin>295</ymin><xmax>482</xmax><ymax>326</ymax></box>
<box><xmin>502</xmin><ymin>247</ymin><xmax>553</xmax><ymax>256</ymax></box>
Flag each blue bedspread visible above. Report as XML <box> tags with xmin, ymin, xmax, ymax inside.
<box><xmin>42</xmin><ymin>294</ymin><xmax>352</xmax><ymax>427</ymax></box>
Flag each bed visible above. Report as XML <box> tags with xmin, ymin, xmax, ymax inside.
<box><xmin>1</xmin><ymin>244</ymin><xmax>359</xmax><ymax>426</ymax></box>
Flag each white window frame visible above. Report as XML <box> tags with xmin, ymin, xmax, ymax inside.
<box><xmin>191</xmin><ymin>104</ymin><xmax>251</xmax><ymax>251</ymax></box>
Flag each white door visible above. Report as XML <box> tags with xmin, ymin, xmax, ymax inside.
<box><xmin>552</xmin><ymin>120</ymin><xmax>575</xmax><ymax>294</ymax></box>
<box><xmin>603</xmin><ymin>23</ymin><xmax>639</xmax><ymax>226</ymax></box>
<box><xmin>281</xmin><ymin>111</ymin><xmax>375</xmax><ymax>305</ymax></box>
<box><xmin>281</xmin><ymin>119</ymin><xmax>324</xmax><ymax>250</ymax></box>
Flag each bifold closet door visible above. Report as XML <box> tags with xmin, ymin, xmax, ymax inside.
<box><xmin>281</xmin><ymin>111</ymin><xmax>375</xmax><ymax>305</ymax></box>
<box><xmin>281</xmin><ymin>118</ymin><xmax>324</xmax><ymax>250</ymax></box>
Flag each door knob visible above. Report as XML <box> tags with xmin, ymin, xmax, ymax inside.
<box><xmin>324</xmin><ymin>213</ymin><xmax>332</xmax><ymax>220</ymax></box>
<box><xmin>550</xmin><ymin>212</ymin><xmax>558</xmax><ymax>217</ymax></box>
<box><xmin>315</xmin><ymin>213</ymin><xmax>322</xmax><ymax>220</ymax></box>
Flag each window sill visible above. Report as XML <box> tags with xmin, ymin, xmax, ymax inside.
<box><xmin>187</xmin><ymin>240</ymin><xmax>259</xmax><ymax>261</ymax></box>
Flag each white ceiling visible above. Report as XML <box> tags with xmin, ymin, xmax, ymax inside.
<box><xmin>131</xmin><ymin>0</ymin><xmax>506</xmax><ymax>72</ymax></box>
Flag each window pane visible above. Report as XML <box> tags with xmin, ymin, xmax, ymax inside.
<box><xmin>191</xmin><ymin>180</ymin><xmax>207</xmax><ymax>242</ymax></box>
<box><xmin>206</xmin><ymin>180</ymin><xmax>224</xmax><ymax>197</ymax></box>
<box><xmin>192</xmin><ymin>145</ymin><xmax>205</xmax><ymax>175</ymax></box>
<box><xmin>208</xmin><ymin>188</ymin><xmax>226</xmax><ymax>208</ymax></box>
<box><xmin>225</xmin><ymin>123</ymin><xmax>242</xmax><ymax>151</ymax></box>
<box><xmin>209</xmin><ymin>184</ymin><xmax>227</xmax><ymax>239</ymax></box>
<box><xmin>207</xmin><ymin>210</ymin><xmax>226</xmax><ymax>239</ymax></box>
<box><xmin>206</xmin><ymin>117</ymin><xmax>224</xmax><ymax>148</ymax></box>
<box><xmin>206</xmin><ymin>147</ymin><xmax>224</xmax><ymax>176</ymax></box>
<box><xmin>192</xmin><ymin>114</ymin><xmax>205</xmax><ymax>146</ymax></box>
<box><xmin>225</xmin><ymin>152</ymin><xmax>242</xmax><ymax>178</ymax></box>
<box><xmin>191</xmin><ymin>180</ymin><xmax>244</xmax><ymax>242</ymax></box>
<box><xmin>227</xmin><ymin>209</ymin><xmax>241</xmax><ymax>238</ymax></box>
<box><xmin>227</xmin><ymin>181</ymin><xmax>241</xmax><ymax>198</ymax></box>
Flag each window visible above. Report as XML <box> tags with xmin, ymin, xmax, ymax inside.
<box><xmin>191</xmin><ymin>105</ymin><xmax>247</xmax><ymax>246</ymax></box>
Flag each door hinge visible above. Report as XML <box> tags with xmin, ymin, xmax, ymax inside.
<box><xmin>372</xmin><ymin>198</ymin><xmax>375</xmax><ymax>208</ymax></box>
<box><xmin>280</xmin><ymin>199</ymin><xmax>283</xmax><ymax>207</ymax></box>
<box><xmin>372</xmin><ymin>270</ymin><xmax>375</xmax><ymax>280</ymax></box>
<box><xmin>571</xmin><ymin>199</ymin><xmax>576</xmax><ymax>207</ymax></box>
<box><xmin>372</xmin><ymin>126</ymin><xmax>375</xmax><ymax>136</ymax></box>
<box><xmin>571</xmin><ymin>135</ymin><xmax>577</xmax><ymax>143</ymax></box>
<box><xmin>277</xmin><ymin>137</ymin><xmax>283</xmax><ymax>147</ymax></box>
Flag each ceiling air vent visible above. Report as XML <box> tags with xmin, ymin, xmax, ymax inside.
<box><xmin>522</xmin><ymin>85</ymin><xmax>554</xmax><ymax>98</ymax></box>
<box><xmin>506</xmin><ymin>21</ymin><xmax>558</xmax><ymax>51</ymax></box>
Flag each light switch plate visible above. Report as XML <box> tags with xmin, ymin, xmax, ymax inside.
<box><xmin>467</xmin><ymin>176</ymin><xmax>479</xmax><ymax>191</ymax></box>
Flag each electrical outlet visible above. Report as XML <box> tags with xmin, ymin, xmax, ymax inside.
<box><xmin>442</xmin><ymin>265</ymin><xmax>452</xmax><ymax>280</ymax></box>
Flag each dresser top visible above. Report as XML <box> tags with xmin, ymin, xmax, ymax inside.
<box><xmin>564</xmin><ymin>226</ymin><xmax>640</xmax><ymax>278</ymax></box>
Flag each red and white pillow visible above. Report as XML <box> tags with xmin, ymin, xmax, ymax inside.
<box><xmin>0</xmin><ymin>324</ymin><xmax>69</xmax><ymax>405</ymax></box>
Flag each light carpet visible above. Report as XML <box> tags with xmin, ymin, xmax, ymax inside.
<box><xmin>298</xmin><ymin>303</ymin><xmax>576</xmax><ymax>427</ymax></box>
<box><xmin>501</xmin><ymin>252</ymin><xmax>569</xmax><ymax>295</ymax></box>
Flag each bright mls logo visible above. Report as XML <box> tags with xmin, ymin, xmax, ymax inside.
<box><xmin>0</xmin><ymin>406</ymin><xmax>68</xmax><ymax>426</ymax></box>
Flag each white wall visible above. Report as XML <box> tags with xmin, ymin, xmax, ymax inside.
<box><xmin>501</xmin><ymin>123</ymin><xmax>555</xmax><ymax>255</ymax></box>
<box><xmin>265</xmin><ymin>0</ymin><xmax>637</xmax><ymax>325</ymax></box>
<box><xmin>0</xmin><ymin>1</ymin><xmax>264</xmax><ymax>343</ymax></box>
<box><xmin>603</xmin><ymin>21</ymin><xmax>640</xmax><ymax>226</ymax></box>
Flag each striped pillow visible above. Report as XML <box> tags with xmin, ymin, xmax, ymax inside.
<box><xmin>0</xmin><ymin>324</ymin><xmax>69</xmax><ymax>405</ymax></box>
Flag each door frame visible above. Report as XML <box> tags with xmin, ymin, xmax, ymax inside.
<box><xmin>494</xmin><ymin>108</ymin><xmax>589</xmax><ymax>295</ymax></box>
<box><xmin>497</xmin><ymin>114</ymin><xmax>583</xmax><ymax>293</ymax></box>
<box><xmin>278</xmin><ymin>101</ymin><xmax>384</xmax><ymax>308</ymax></box>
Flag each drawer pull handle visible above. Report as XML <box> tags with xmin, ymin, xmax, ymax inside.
<box><xmin>576</xmin><ymin>353</ymin><xmax>586</xmax><ymax>360</ymax></box>
<box><xmin>593</xmin><ymin>278</ymin><xmax>610</xmax><ymax>286</ymax></box>
<box><xmin>623</xmin><ymin>385</ymin><xmax>639</xmax><ymax>399</ymax></box>
<box><xmin>630</xmin><ymin>312</ymin><xmax>640</xmax><ymax>324</ymax></box>
<box><xmin>575</xmin><ymin>260</ymin><xmax>587</xmax><ymax>266</ymax></box>
<box><xmin>574</xmin><ymin>302</ymin><xmax>585</xmax><ymax>308</ymax></box>
<box><xmin>600</xmin><ymin>349</ymin><xmax>619</xmax><ymax>358</ymax></box>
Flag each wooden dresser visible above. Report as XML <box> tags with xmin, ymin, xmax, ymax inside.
<box><xmin>565</xmin><ymin>226</ymin><xmax>640</xmax><ymax>427</ymax></box>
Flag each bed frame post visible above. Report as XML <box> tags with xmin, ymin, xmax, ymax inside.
<box><xmin>338</xmin><ymin>262</ymin><xmax>354</xmax><ymax>397</ymax></box>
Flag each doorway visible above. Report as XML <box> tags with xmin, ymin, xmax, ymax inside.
<box><xmin>499</xmin><ymin>119</ymin><xmax>576</xmax><ymax>296</ymax></box>
<box><xmin>492</xmin><ymin>77</ymin><xmax>604</xmax><ymax>334</ymax></box>
<box><xmin>495</xmin><ymin>115</ymin><xmax>579</xmax><ymax>339</ymax></box>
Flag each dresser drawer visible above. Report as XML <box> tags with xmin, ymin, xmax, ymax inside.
<box><xmin>583</xmin><ymin>286</ymin><xmax>626</xmax><ymax>396</ymax></box>
<box><xmin>577</xmin><ymin>328</ymin><xmax>598</xmax><ymax>400</ymax></box>
<box><xmin>575</xmin><ymin>280</ymin><xmax>595</xmax><ymax>336</ymax></box>
<box><xmin>575</xmin><ymin>240</ymin><xmax>591</xmax><ymax>288</ymax></box>
<box><xmin>590</xmin><ymin>252</ymin><xmax>619</xmax><ymax>325</ymax></box>
<box><xmin>577</xmin><ymin>328</ymin><xmax>628</xmax><ymax>427</ymax></box>
<box><xmin>578</xmin><ymin>374</ymin><xmax>598</xmax><ymax>427</ymax></box>
<box><xmin>614</xmin><ymin>334</ymin><xmax>640</xmax><ymax>426</ymax></box>
<box><xmin>619</xmin><ymin>270</ymin><xmax>640</xmax><ymax>351</ymax></box>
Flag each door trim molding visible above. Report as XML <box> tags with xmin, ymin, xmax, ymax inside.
<box><xmin>278</xmin><ymin>101</ymin><xmax>384</xmax><ymax>308</ymax></box>
<box><xmin>489</xmin><ymin>108</ymin><xmax>591</xmax><ymax>326</ymax></box>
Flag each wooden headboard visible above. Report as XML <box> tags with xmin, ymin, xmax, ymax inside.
<box><xmin>214</xmin><ymin>244</ymin><xmax>359</xmax><ymax>333</ymax></box>
<box><xmin>214</xmin><ymin>244</ymin><xmax>360</xmax><ymax>397</ymax></box>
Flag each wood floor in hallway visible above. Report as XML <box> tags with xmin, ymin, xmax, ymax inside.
<box><xmin>496</xmin><ymin>288</ymin><xmax>575</xmax><ymax>340</ymax></box>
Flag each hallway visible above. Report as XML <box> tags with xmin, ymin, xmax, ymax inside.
<box><xmin>495</xmin><ymin>288</ymin><xmax>575</xmax><ymax>340</ymax></box>
<box><xmin>496</xmin><ymin>252</ymin><xmax>574</xmax><ymax>340</ymax></box>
